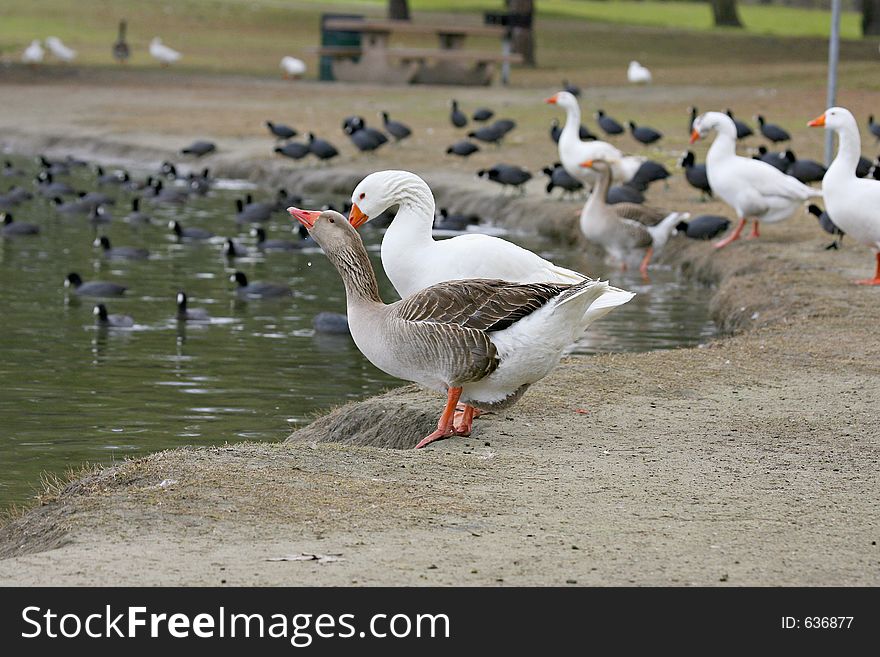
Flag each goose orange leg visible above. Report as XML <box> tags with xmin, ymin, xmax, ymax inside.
<box><xmin>745</xmin><ymin>221</ymin><xmax>760</xmax><ymax>239</ymax></box>
<box><xmin>714</xmin><ymin>217</ymin><xmax>746</xmax><ymax>249</ymax></box>
<box><xmin>855</xmin><ymin>253</ymin><xmax>880</xmax><ymax>286</ymax></box>
<box><xmin>453</xmin><ymin>404</ymin><xmax>476</xmax><ymax>436</ymax></box>
<box><xmin>415</xmin><ymin>387</ymin><xmax>462</xmax><ymax>449</ymax></box>
<box><xmin>639</xmin><ymin>246</ymin><xmax>653</xmax><ymax>280</ymax></box>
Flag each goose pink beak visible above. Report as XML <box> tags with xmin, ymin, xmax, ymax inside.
<box><xmin>287</xmin><ymin>207</ymin><xmax>320</xmax><ymax>229</ymax></box>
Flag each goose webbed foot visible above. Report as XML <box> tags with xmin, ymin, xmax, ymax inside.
<box><xmin>415</xmin><ymin>386</ymin><xmax>462</xmax><ymax>449</ymax></box>
<box><xmin>452</xmin><ymin>404</ymin><xmax>476</xmax><ymax>437</ymax></box>
<box><xmin>714</xmin><ymin>217</ymin><xmax>747</xmax><ymax>249</ymax></box>
<box><xmin>744</xmin><ymin>221</ymin><xmax>760</xmax><ymax>240</ymax></box>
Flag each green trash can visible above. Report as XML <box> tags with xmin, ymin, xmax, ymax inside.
<box><xmin>320</xmin><ymin>13</ymin><xmax>362</xmax><ymax>82</ymax></box>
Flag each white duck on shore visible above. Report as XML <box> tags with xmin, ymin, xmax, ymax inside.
<box><xmin>45</xmin><ymin>36</ymin><xmax>76</xmax><ymax>62</ymax></box>
<box><xmin>579</xmin><ymin>158</ymin><xmax>686</xmax><ymax>277</ymax></box>
<box><xmin>290</xmin><ymin>207</ymin><xmax>625</xmax><ymax>448</ymax></box>
<box><xmin>545</xmin><ymin>91</ymin><xmax>644</xmax><ymax>186</ymax></box>
<box><xmin>627</xmin><ymin>60</ymin><xmax>652</xmax><ymax>84</ymax></box>
<box><xmin>22</xmin><ymin>40</ymin><xmax>44</xmax><ymax>65</ymax></box>
<box><xmin>808</xmin><ymin>107</ymin><xmax>880</xmax><ymax>284</ymax></box>
<box><xmin>150</xmin><ymin>37</ymin><xmax>181</xmax><ymax>66</ymax></box>
<box><xmin>690</xmin><ymin>111</ymin><xmax>820</xmax><ymax>248</ymax></box>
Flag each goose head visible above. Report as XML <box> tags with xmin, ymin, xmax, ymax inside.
<box><xmin>544</xmin><ymin>90</ymin><xmax>578</xmax><ymax>111</ymax></box>
<box><xmin>808</xmin><ymin>106</ymin><xmax>856</xmax><ymax>133</ymax></box>
<box><xmin>346</xmin><ymin>170</ymin><xmax>433</xmax><ymax>229</ymax></box>
<box><xmin>289</xmin><ymin>207</ymin><xmax>374</xmax><ymax>287</ymax></box>
<box><xmin>690</xmin><ymin>111</ymin><xmax>738</xmax><ymax>144</ymax></box>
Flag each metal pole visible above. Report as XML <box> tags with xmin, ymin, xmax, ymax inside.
<box><xmin>501</xmin><ymin>31</ymin><xmax>511</xmax><ymax>86</ymax></box>
<box><xmin>825</xmin><ymin>0</ymin><xmax>842</xmax><ymax>166</ymax></box>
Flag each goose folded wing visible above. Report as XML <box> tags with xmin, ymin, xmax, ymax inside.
<box><xmin>619</xmin><ymin>220</ymin><xmax>654</xmax><ymax>249</ymax></box>
<box><xmin>395</xmin><ymin>279</ymin><xmax>571</xmax><ymax>332</ymax></box>
<box><xmin>612</xmin><ymin>202</ymin><xmax>668</xmax><ymax>226</ymax></box>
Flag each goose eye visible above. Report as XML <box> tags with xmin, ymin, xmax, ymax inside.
<box><xmin>328</xmin><ymin>216</ymin><xmax>335</xmax><ymax>224</ymax></box>
<box><xmin>359</xmin><ymin>192</ymin><xmax>365</xmax><ymax>200</ymax></box>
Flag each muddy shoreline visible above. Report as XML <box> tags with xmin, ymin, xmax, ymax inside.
<box><xmin>1</xmin><ymin>85</ymin><xmax>878</xmax><ymax>585</ymax></box>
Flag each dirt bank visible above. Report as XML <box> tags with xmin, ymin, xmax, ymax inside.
<box><xmin>0</xmin><ymin>72</ymin><xmax>878</xmax><ymax>585</ymax></box>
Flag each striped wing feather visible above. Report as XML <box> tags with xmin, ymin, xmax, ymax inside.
<box><xmin>395</xmin><ymin>279</ymin><xmax>571</xmax><ymax>333</ymax></box>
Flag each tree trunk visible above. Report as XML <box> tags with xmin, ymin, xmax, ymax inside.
<box><xmin>864</xmin><ymin>0</ymin><xmax>880</xmax><ymax>36</ymax></box>
<box><xmin>388</xmin><ymin>0</ymin><xmax>410</xmax><ymax>21</ymax></box>
<box><xmin>710</xmin><ymin>0</ymin><xmax>743</xmax><ymax>28</ymax></box>
<box><xmin>506</xmin><ymin>0</ymin><xmax>535</xmax><ymax>67</ymax></box>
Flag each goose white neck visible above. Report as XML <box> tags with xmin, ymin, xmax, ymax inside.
<box><xmin>561</xmin><ymin>102</ymin><xmax>582</xmax><ymax>140</ymax></box>
<box><xmin>380</xmin><ymin>174</ymin><xmax>437</xmax><ymax>265</ymax></box>
<box><xmin>827</xmin><ymin>122</ymin><xmax>861</xmax><ymax>179</ymax></box>
<box><xmin>706</xmin><ymin>129</ymin><xmax>737</xmax><ymax>163</ymax></box>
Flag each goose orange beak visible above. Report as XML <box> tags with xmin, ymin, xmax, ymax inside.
<box><xmin>544</xmin><ymin>94</ymin><xmax>558</xmax><ymax>104</ymax></box>
<box><xmin>349</xmin><ymin>203</ymin><xmax>369</xmax><ymax>228</ymax></box>
<box><xmin>580</xmin><ymin>159</ymin><xmax>594</xmax><ymax>168</ymax></box>
<box><xmin>807</xmin><ymin>113</ymin><xmax>826</xmax><ymax>128</ymax></box>
<box><xmin>689</xmin><ymin>129</ymin><xmax>701</xmax><ymax>144</ymax></box>
<box><xmin>287</xmin><ymin>206</ymin><xmax>320</xmax><ymax>229</ymax></box>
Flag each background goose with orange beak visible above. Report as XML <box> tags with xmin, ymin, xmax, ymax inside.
<box><xmin>808</xmin><ymin>107</ymin><xmax>880</xmax><ymax>285</ymax></box>
<box><xmin>289</xmin><ymin>206</ymin><xmax>627</xmax><ymax>449</ymax></box>
<box><xmin>545</xmin><ymin>91</ymin><xmax>644</xmax><ymax>187</ymax></box>
<box><xmin>690</xmin><ymin>111</ymin><xmax>820</xmax><ymax>249</ymax></box>
<box><xmin>578</xmin><ymin>159</ymin><xmax>686</xmax><ymax>279</ymax></box>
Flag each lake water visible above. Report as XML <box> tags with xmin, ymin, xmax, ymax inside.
<box><xmin>0</xmin><ymin>156</ymin><xmax>714</xmax><ymax>508</ymax></box>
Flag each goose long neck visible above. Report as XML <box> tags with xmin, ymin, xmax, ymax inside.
<box><xmin>561</xmin><ymin>103</ymin><xmax>582</xmax><ymax>140</ymax></box>
<box><xmin>327</xmin><ymin>240</ymin><xmax>383</xmax><ymax>306</ymax></box>
<box><xmin>382</xmin><ymin>176</ymin><xmax>436</xmax><ymax>249</ymax></box>
<box><xmin>590</xmin><ymin>165</ymin><xmax>611</xmax><ymax>206</ymax></box>
<box><xmin>828</xmin><ymin>123</ymin><xmax>861</xmax><ymax>177</ymax></box>
<box><xmin>706</xmin><ymin>129</ymin><xmax>736</xmax><ymax>164</ymax></box>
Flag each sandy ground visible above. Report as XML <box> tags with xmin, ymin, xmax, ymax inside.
<box><xmin>0</xmin><ymin>70</ymin><xmax>878</xmax><ymax>586</ymax></box>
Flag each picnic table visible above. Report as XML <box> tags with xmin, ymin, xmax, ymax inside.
<box><xmin>311</xmin><ymin>18</ymin><xmax>523</xmax><ymax>86</ymax></box>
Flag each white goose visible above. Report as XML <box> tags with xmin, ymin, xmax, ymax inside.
<box><xmin>22</xmin><ymin>40</ymin><xmax>44</xmax><ymax>65</ymax></box>
<box><xmin>347</xmin><ymin>170</ymin><xmax>633</xmax><ymax>312</ymax></box>
<box><xmin>691</xmin><ymin>111</ymin><xmax>820</xmax><ymax>248</ymax></box>
<box><xmin>150</xmin><ymin>37</ymin><xmax>181</xmax><ymax>66</ymax></box>
<box><xmin>291</xmin><ymin>207</ymin><xmax>624</xmax><ymax>449</ymax></box>
<box><xmin>545</xmin><ymin>91</ymin><xmax>644</xmax><ymax>186</ymax></box>
<box><xmin>280</xmin><ymin>56</ymin><xmax>306</xmax><ymax>79</ymax></box>
<box><xmin>808</xmin><ymin>107</ymin><xmax>880</xmax><ymax>284</ymax></box>
<box><xmin>45</xmin><ymin>36</ymin><xmax>76</xmax><ymax>62</ymax></box>
<box><xmin>579</xmin><ymin>158</ymin><xmax>686</xmax><ymax>276</ymax></box>
<box><xmin>627</xmin><ymin>61</ymin><xmax>652</xmax><ymax>84</ymax></box>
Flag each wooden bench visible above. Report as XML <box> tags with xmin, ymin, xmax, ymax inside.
<box><xmin>314</xmin><ymin>19</ymin><xmax>521</xmax><ymax>86</ymax></box>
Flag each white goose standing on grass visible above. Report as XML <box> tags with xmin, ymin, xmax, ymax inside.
<box><xmin>150</xmin><ymin>37</ymin><xmax>181</xmax><ymax>66</ymax></box>
<box><xmin>45</xmin><ymin>36</ymin><xmax>76</xmax><ymax>62</ymax></box>
<box><xmin>808</xmin><ymin>107</ymin><xmax>880</xmax><ymax>284</ymax></box>
<box><xmin>545</xmin><ymin>91</ymin><xmax>644</xmax><ymax>186</ymax></box>
<box><xmin>290</xmin><ymin>207</ymin><xmax>626</xmax><ymax>449</ymax></box>
<box><xmin>690</xmin><ymin>111</ymin><xmax>820</xmax><ymax>249</ymax></box>
<box><xmin>22</xmin><ymin>40</ymin><xmax>44</xmax><ymax>65</ymax></box>
<box><xmin>579</xmin><ymin>158</ymin><xmax>686</xmax><ymax>277</ymax></box>
<box><xmin>280</xmin><ymin>56</ymin><xmax>306</xmax><ymax>79</ymax></box>
<box><xmin>627</xmin><ymin>61</ymin><xmax>652</xmax><ymax>84</ymax></box>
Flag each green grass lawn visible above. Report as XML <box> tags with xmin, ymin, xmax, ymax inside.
<box><xmin>290</xmin><ymin>0</ymin><xmax>862</xmax><ymax>39</ymax></box>
<box><xmin>0</xmin><ymin>0</ymin><xmax>869</xmax><ymax>79</ymax></box>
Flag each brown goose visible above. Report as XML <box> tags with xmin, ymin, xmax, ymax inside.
<box><xmin>578</xmin><ymin>159</ymin><xmax>686</xmax><ymax>277</ymax></box>
<box><xmin>289</xmin><ymin>207</ymin><xmax>631</xmax><ymax>449</ymax></box>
